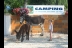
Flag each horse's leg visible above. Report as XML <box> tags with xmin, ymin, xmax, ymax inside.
<box><xmin>21</xmin><ymin>31</ymin><xmax>24</xmax><ymax>42</ymax></box>
<box><xmin>28</xmin><ymin>31</ymin><xmax>29</xmax><ymax>40</ymax></box>
<box><xmin>40</xmin><ymin>24</ymin><xmax>44</xmax><ymax>36</ymax></box>
<box><xmin>27</xmin><ymin>25</ymin><xmax>30</xmax><ymax>40</ymax></box>
<box><xmin>26</xmin><ymin>31</ymin><xmax>28</xmax><ymax>40</ymax></box>
<box><xmin>26</xmin><ymin>25</ymin><xmax>30</xmax><ymax>40</ymax></box>
<box><xmin>30</xmin><ymin>26</ymin><xmax>32</xmax><ymax>37</ymax></box>
<box><xmin>26</xmin><ymin>31</ymin><xmax>29</xmax><ymax>40</ymax></box>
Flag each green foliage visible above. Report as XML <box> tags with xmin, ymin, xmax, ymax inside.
<box><xmin>4</xmin><ymin>0</ymin><xmax>24</xmax><ymax>8</ymax></box>
<box><xmin>28</xmin><ymin>0</ymin><xmax>68</xmax><ymax>9</ymax></box>
<box><xmin>4</xmin><ymin>0</ymin><xmax>68</xmax><ymax>14</ymax></box>
<box><xmin>28</xmin><ymin>0</ymin><xmax>48</xmax><ymax>5</ymax></box>
<box><xmin>4</xmin><ymin>0</ymin><xmax>24</xmax><ymax>14</ymax></box>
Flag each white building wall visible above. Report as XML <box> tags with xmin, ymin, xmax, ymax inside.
<box><xmin>4</xmin><ymin>14</ymin><xmax>11</xmax><ymax>36</ymax></box>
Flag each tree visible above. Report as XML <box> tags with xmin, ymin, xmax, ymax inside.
<box><xmin>28</xmin><ymin>0</ymin><xmax>48</xmax><ymax>5</ymax></box>
<box><xmin>4</xmin><ymin>0</ymin><xmax>68</xmax><ymax>14</ymax></box>
<box><xmin>4</xmin><ymin>0</ymin><xmax>24</xmax><ymax>14</ymax></box>
<box><xmin>24</xmin><ymin>0</ymin><xmax>28</xmax><ymax>8</ymax></box>
<box><xmin>56</xmin><ymin>0</ymin><xmax>58</xmax><ymax>5</ymax></box>
<box><xmin>28</xmin><ymin>0</ymin><xmax>68</xmax><ymax>9</ymax></box>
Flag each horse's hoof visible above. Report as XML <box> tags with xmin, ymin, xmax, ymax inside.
<box><xmin>40</xmin><ymin>34</ymin><xmax>43</xmax><ymax>36</ymax></box>
<box><xmin>26</xmin><ymin>38</ymin><xmax>29</xmax><ymax>40</ymax></box>
<box><xmin>27</xmin><ymin>39</ymin><xmax>29</xmax><ymax>40</ymax></box>
<box><xmin>21</xmin><ymin>40</ymin><xmax>23</xmax><ymax>42</ymax></box>
<box><xmin>16</xmin><ymin>41</ymin><xmax>20</xmax><ymax>43</ymax></box>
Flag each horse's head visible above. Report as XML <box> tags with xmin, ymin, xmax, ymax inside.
<box><xmin>19</xmin><ymin>8</ymin><xmax>28</xmax><ymax>24</ymax></box>
<box><xmin>20</xmin><ymin>15</ymin><xmax>26</xmax><ymax>24</ymax></box>
<box><xmin>15</xmin><ymin>30</ymin><xmax>21</xmax><ymax>40</ymax></box>
<box><xmin>16</xmin><ymin>32</ymin><xmax>21</xmax><ymax>40</ymax></box>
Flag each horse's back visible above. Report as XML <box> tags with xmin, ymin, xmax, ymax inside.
<box><xmin>31</xmin><ymin>16</ymin><xmax>45</xmax><ymax>24</ymax></box>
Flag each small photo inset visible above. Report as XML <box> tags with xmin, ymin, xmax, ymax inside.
<box><xmin>27</xmin><ymin>6</ymin><xmax>33</xmax><ymax>14</ymax></box>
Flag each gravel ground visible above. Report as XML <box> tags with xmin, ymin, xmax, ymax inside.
<box><xmin>4</xmin><ymin>33</ymin><xmax>68</xmax><ymax>48</ymax></box>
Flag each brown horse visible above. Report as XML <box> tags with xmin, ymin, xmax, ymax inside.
<box><xmin>14</xmin><ymin>21</ymin><xmax>30</xmax><ymax>42</ymax></box>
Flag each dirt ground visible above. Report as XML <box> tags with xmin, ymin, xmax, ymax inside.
<box><xmin>4</xmin><ymin>33</ymin><xmax>68</xmax><ymax>48</ymax></box>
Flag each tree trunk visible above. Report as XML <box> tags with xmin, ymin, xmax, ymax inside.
<box><xmin>56</xmin><ymin>0</ymin><xmax>58</xmax><ymax>5</ymax></box>
<box><xmin>24</xmin><ymin>0</ymin><xmax>28</xmax><ymax>8</ymax></box>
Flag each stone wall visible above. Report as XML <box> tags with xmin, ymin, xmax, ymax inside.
<box><xmin>53</xmin><ymin>15</ymin><xmax>68</xmax><ymax>33</ymax></box>
<box><xmin>11</xmin><ymin>15</ymin><xmax>68</xmax><ymax>34</ymax></box>
<box><xmin>31</xmin><ymin>15</ymin><xmax>68</xmax><ymax>34</ymax></box>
